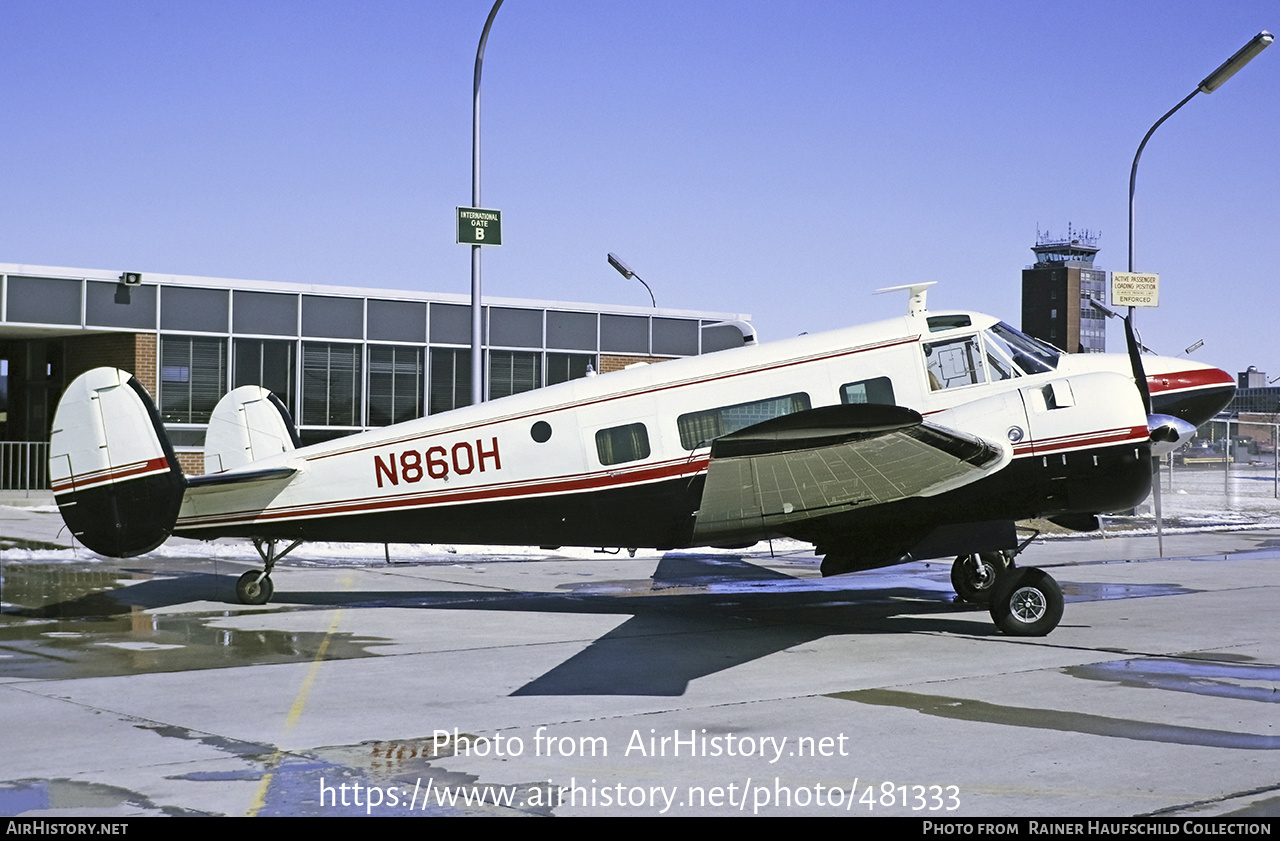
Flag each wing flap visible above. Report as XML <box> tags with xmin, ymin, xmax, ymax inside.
<box><xmin>692</xmin><ymin>404</ymin><xmax>1007</xmax><ymax>544</ymax></box>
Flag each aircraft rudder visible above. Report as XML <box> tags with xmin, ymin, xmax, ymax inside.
<box><xmin>48</xmin><ymin>367</ymin><xmax>184</xmax><ymax>557</ymax></box>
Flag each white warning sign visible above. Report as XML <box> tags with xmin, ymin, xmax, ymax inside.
<box><xmin>1110</xmin><ymin>272</ymin><xmax>1159</xmax><ymax>307</ymax></box>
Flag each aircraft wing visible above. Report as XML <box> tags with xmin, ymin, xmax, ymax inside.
<box><xmin>692</xmin><ymin>404</ymin><xmax>1008</xmax><ymax>544</ymax></box>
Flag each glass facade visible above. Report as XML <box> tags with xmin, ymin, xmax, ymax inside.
<box><xmin>488</xmin><ymin>350</ymin><xmax>541</xmax><ymax>401</ymax></box>
<box><xmin>234</xmin><ymin>338</ymin><xmax>295</xmax><ymax>414</ymax></box>
<box><xmin>429</xmin><ymin>348</ymin><xmax>471</xmax><ymax>416</ymax></box>
<box><xmin>368</xmin><ymin>345</ymin><xmax>424</xmax><ymax>426</ymax></box>
<box><xmin>302</xmin><ymin>342</ymin><xmax>362</xmax><ymax>427</ymax></box>
<box><xmin>1079</xmin><ymin>269</ymin><xmax>1107</xmax><ymax>353</ymax></box>
<box><xmin>0</xmin><ymin>266</ymin><xmax>751</xmax><ymax>450</ymax></box>
<box><xmin>160</xmin><ymin>336</ymin><xmax>227</xmax><ymax>424</ymax></box>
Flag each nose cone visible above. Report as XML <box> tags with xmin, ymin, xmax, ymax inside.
<box><xmin>1144</xmin><ymin>358</ymin><xmax>1235</xmax><ymax>428</ymax></box>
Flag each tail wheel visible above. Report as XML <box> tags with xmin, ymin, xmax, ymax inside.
<box><xmin>236</xmin><ymin>571</ymin><xmax>274</xmax><ymax>605</ymax></box>
<box><xmin>989</xmin><ymin>567</ymin><xmax>1063</xmax><ymax>636</ymax></box>
<box><xmin>950</xmin><ymin>552</ymin><xmax>1009</xmax><ymax>604</ymax></box>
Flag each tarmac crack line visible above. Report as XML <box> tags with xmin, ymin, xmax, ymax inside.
<box><xmin>1139</xmin><ymin>780</ymin><xmax>1280</xmax><ymax>817</ymax></box>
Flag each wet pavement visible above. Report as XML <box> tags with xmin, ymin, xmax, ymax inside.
<box><xmin>1</xmin><ymin>502</ymin><xmax>1278</xmax><ymax>817</ymax></box>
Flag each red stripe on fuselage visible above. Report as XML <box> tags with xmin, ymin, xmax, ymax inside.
<box><xmin>176</xmin><ymin>455</ymin><xmax>711</xmax><ymax>529</ymax></box>
<box><xmin>178</xmin><ymin>420</ymin><xmax>1148</xmax><ymax>530</ymax></box>
<box><xmin>1012</xmin><ymin>425</ymin><xmax>1148</xmax><ymax>456</ymax></box>
<box><xmin>1147</xmin><ymin>367</ymin><xmax>1234</xmax><ymax>395</ymax></box>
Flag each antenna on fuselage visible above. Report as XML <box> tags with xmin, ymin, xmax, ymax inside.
<box><xmin>875</xmin><ymin>282</ymin><xmax>937</xmax><ymax>317</ymax></box>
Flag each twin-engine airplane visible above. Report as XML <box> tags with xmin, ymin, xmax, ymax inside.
<box><xmin>48</xmin><ymin>285</ymin><xmax>1233</xmax><ymax>636</ymax></box>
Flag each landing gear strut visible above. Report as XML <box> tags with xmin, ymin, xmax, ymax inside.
<box><xmin>235</xmin><ymin>538</ymin><xmax>303</xmax><ymax>605</ymax></box>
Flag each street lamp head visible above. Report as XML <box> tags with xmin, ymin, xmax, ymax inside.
<box><xmin>1199</xmin><ymin>30</ymin><xmax>1273</xmax><ymax>93</ymax></box>
<box><xmin>607</xmin><ymin>252</ymin><xmax>656</xmax><ymax>307</ymax></box>
<box><xmin>607</xmin><ymin>252</ymin><xmax>635</xmax><ymax>280</ymax></box>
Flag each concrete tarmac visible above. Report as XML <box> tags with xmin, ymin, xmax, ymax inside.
<box><xmin>1</xmin><ymin>501</ymin><xmax>1277</xmax><ymax>817</ymax></box>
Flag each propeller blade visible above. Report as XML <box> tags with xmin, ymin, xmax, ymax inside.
<box><xmin>1150</xmin><ymin>460</ymin><xmax>1165</xmax><ymax>557</ymax></box>
<box><xmin>1126</xmin><ymin>313</ymin><xmax>1164</xmax><ymax>556</ymax></box>
<box><xmin>1124</xmin><ymin>314</ymin><xmax>1152</xmax><ymax>413</ymax></box>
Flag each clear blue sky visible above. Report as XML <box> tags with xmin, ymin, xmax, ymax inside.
<box><xmin>2</xmin><ymin>1</ymin><xmax>1276</xmax><ymax>376</ymax></box>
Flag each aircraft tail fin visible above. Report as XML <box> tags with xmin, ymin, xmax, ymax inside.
<box><xmin>49</xmin><ymin>368</ymin><xmax>185</xmax><ymax>557</ymax></box>
<box><xmin>203</xmin><ymin>385</ymin><xmax>299</xmax><ymax>475</ymax></box>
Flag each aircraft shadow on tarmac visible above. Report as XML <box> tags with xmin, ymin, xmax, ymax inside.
<box><xmin>323</xmin><ymin>555</ymin><xmax>1009</xmax><ymax>696</ymax></box>
<box><xmin>8</xmin><ymin>554</ymin><xmax>1008</xmax><ymax>696</ymax></box>
<box><xmin>297</xmin><ymin>553</ymin><xmax>1013</xmax><ymax>697</ymax></box>
<box><xmin>12</xmin><ymin>553</ymin><xmax>1196</xmax><ymax>697</ymax></box>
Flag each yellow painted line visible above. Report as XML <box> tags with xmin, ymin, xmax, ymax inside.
<box><xmin>247</xmin><ymin>574</ymin><xmax>354</xmax><ymax>817</ymax></box>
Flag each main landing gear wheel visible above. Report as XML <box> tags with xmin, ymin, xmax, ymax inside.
<box><xmin>950</xmin><ymin>552</ymin><xmax>1009</xmax><ymax>604</ymax></box>
<box><xmin>236</xmin><ymin>570</ymin><xmax>274</xmax><ymax>605</ymax></box>
<box><xmin>988</xmin><ymin>567</ymin><xmax>1063</xmax><ymax>636</ymax></box>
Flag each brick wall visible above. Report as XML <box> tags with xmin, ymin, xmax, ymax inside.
<box><xmin>175</xmin><ymin>451</ymin><xmax>203</xmax><ymax>476</ymax></box>
<box><xmin>133</xmin><ymin>333</ymin><xmax>157</xmax><ymax>397</ymax></box>
<box><xmin>598</xmin><ymin>354</ymin><xmax>675</xmax><ymax>374</ymax></box>
<box><xmin>64</xmin><ymin>333</ymin><xmax>138</xmax><ymax>383</ymax></box>
<box><xmin>62</xmin><ymin>331</ymin><xmax>158</xmax><ymax>397</ymax></box>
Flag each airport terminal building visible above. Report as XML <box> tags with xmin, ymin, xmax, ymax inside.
<box><xmin>0</xmin><ymin>263</ymin><xmax>751</xmax><ymax>480</ymax></box>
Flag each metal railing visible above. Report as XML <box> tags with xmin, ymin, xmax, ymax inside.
<box><xmin>0</xmin><ymin>442</ymin><xmax>49</xmax><ymax>491</ymax></box>
<box><xmin>1155</xmin><ymin>417</ymin><xmax>1280</xmax><ymax>523</ymax></box>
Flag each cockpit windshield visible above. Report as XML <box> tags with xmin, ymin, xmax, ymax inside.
<box><xmin>985</xmin><ymin>322</ymin><xmax>1060</xmax><ymax>374</ymax></box>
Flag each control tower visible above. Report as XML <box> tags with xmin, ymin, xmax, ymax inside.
<box><xmin>1021</xmin><ymin>225</ymin><xmax>1106</xmax><ymax>353</ymax></box>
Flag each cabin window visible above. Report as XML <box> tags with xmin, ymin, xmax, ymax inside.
<box><xmin>840</xmin><ymin>377</ymin><xmax>895</xmax><ymax>405</ymax></box>
<box><xmin>923</xmin><ymin>336</ymin><xmax>985</xmax><ymax>391</ymax></box>
<box><xmin>926</xmin><ymin>314</ymin><xmax>971</xmax><ymax>332</ymax></box>
<box><xmin>596</xmin><ymin>423</ymin><xmax>651</xmax><ymax>465</ymax></box>
<box><xmin>987</xmin><ymin>322</ymin><xmax>1059</xmax><ymax>373</ymax></box>
<box><xmin>985</xmin><ymin>346</ymin><xmax>1016</xmax><ymax>381</ymax></box>
<box><xmin>677</xmin><ymin>393</ymin><xmax>811</xmax><ymax>450</ymax></box>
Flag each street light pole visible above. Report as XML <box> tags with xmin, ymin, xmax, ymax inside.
<box><xmin>1128</xmin><ymin>30</ymin><xmax>1273</xmax><ymax>276</ymax></box>
<box><xmin>1124</xmin><ymin>30</ymin><xmax>1272</xmax><ymax>556</ymax></box>
<box><xmin>470</xmin><ymin>0</ymin><xmax>504</xmax><ymax>406</ymax></box>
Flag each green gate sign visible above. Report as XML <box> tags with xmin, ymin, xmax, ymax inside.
<box><xmin>456</xmin><ymin>207</ymin><xmax>502</xmax><ymax>246</ymax></box>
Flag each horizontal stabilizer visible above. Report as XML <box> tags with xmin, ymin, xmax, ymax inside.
<box><xmin>186</xmin><ymin>466</ymin><xmax>298</xmax><ymax>488</ymax></box>
<box><xmin>49</xmin><ymin>368</ymin><xmax>184</xmax><ymax>557</ymax></box>
<box><xmin>693</xmin><ymin>403</ymin><xmax>1006</xmax><ymax>544</ymax></box>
